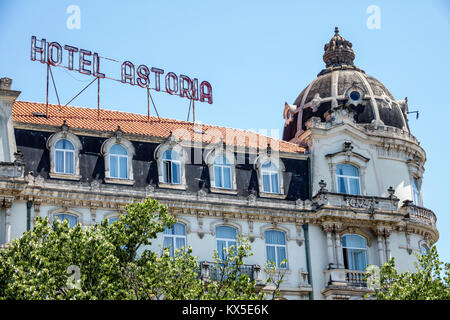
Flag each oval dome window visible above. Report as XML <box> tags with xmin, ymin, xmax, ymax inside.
<box><xmin>349</xmin><ymin>91</ymin><xmax>360</xmax><ymax>101</ymax></box>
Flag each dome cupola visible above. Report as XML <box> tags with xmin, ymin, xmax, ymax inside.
<box><xmin>323</xmin><ymin>27</ymin><xmax>355</xmax><ymax>68</ymax></box>
<box><xmin>282</xmin><ymin>28</ymin><xmax>410</xmax><ymax>142</ymax></box>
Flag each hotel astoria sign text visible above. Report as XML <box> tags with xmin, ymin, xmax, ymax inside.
<box><xmin>30</xmin><ymin>36</ymin><xmax>213</xmax><ymax>104</ymax></box>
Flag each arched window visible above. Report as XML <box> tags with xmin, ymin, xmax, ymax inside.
<box><xmin>54</xmin><ymin>213</ymin><xmax>78</xmax><ymax>228</ymax></box>
<box><xmin>342</xmin><ymin>234</ymin><xmax>368</xmax><ymax>271</ymax></box>
<box><xmin>261</xmin><ymin>161</ymin><xmax>280</xmax><ymax>194</ymax></box>
<box><xmin>216</xmin><ymin>226</ymin><xmax>237</xmax><ymax>260</ymax></box>
<box><xmin>109</xmin><ymin>144</ymin><xmax>128</xmax><ymax>179</ymax></box>
<box><xmin>213</xmin><ymin>156</ymin><xmax>232</xmax><ymax>189</ymax></box>
<box><xmin>162</xmin><ymin>149</ymin><xmax>181</xmax><ymax>184</ymax></box>
<box><xmin>265</xmin><ymin>230</ymin><xmax>287</xmax><ymax>269</ymax></box>
<box><xmin>336</xmin><ymin>164</ymin><xmax>361</xmax><ymax>195</ymax></box>
<box><xmin>163</xmin><ymin>222</ymin><xmax>186</xmax><ymax>257</ymax></box>
<box><xmin>55</xmin><ymin>139</ymin><xmax>75</xmax><ymax>174</ymax></box>
<box><xmin>412</xmin><ymin>178</ymin><xmax>421</xmax><ymax>206</ymax></box>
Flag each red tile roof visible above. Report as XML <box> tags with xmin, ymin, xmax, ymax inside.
<box><xmin>12</xmin><ymin>101</ymin><xmax>305</xmax><ymax>154</ymax></box>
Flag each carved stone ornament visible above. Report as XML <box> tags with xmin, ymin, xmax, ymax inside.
<box><xmin>35</xmin><ymin>175</ymin><xmax>44</xmax><ymax>187</ymax></box>
<box><xmin>114</xmin><ymin>126</ymin><xmax>124</xmax><ymax>142</ymax></box>
<box><xmin>145</xmin><ymin>184</ymin><xmax>155</xmax><ymax>194</ymax></box>
<box><xmin>345</xmin><ymin>196</ymin><xmax>378</xmax><ymax>209</ymax></box>
<box><xmin>90</xmin><ymin>179</ymin><xmax>101</xmax><ymax>190</ymax></box>
<box><xmin>197</xmin><ymin>189</ymin><xmax>207</xmax><ymax>200</ymax></box>
<box><xmin>295</xmin><ymin>198</ymin><xmax>304</xmax><ymax>209</ymax></box>
<box><xmin>247</xmin><ymin>194</ymin><xmax>257</xmax><ymax>206</ymax></box>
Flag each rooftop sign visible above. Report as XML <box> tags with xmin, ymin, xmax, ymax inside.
<box><xmin>30</xmin><ymin>36</ymin><xmax>213</xmax><ymax>104</ymax></box>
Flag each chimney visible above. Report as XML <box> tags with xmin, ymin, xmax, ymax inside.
<box><xmin>0</xmin><ymin>77</ymin><xmax>21</xmax><ymax>163</ymax></box>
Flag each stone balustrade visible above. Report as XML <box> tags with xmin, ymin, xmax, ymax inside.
<box><xmin>323</xmin><ymin>268</ymin><xmax>367</xmax><ymax>288</ymax></box>
<box><xmin>199</xmin><ymin>261</ymin><xmax>260</xmax><ymax>283</ymax></box>
<box><xmin>401</xmin><ymin>202</ymin><xmax>437</xmax><ymax>227</ymax></box>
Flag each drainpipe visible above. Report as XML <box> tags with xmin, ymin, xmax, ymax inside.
<box><xmin>26</xmin><ymin>201</ymin><xmax>32</xmax><ymax>231</ymax></box>
<box><xmin>302</xmin><ymin>223</ymin><xmax>313</xmax><ymax>300</ymax></box>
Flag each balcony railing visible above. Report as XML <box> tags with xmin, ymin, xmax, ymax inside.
<box><xmin>401</xmin><ymin>202</ymin><xmax>437</xmax><ymax>227</ymax></box>
<box><xmin>324</xmin><ymin>268</ymin><xmax>368</xmax><ymax>288</ymax></box>
<box><xmin>199</xmin><ymin>261</ymin><xmax>261</xmax><ymax>282</ymax></box>
<box><xmin>345</xmin><ymin>270</ymin><xmax>367</xmax><ymax>287</ymax></box>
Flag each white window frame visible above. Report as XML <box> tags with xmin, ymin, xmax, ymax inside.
<box><xmin>154</xmin><ymin>137</ymin><xmax>188</xmax><ymax>190</ymax></box>
<box><xmin>46</xmin><ymin>123</ymin><xmax>82</xmax><ymax>180</ymax></box>
<box><xmin>101</xmin><ymin>129</ymin><xmax>135</xmax><ymax>185</ymax></box>
<box><xmin>54</xmin><ymin>139</ymin><xmax>75</xmax><ymax>175</ymax></box>
<box><xmin>215</xmin><ymin>225</ymin><xmax>238</xmax><ymax>260</ymax></box>
<box><xmin>162</xmin><ymin>149</ymin><xmax>182</xmax><ymax>185</ymax></box>
<box><xmin>205</xmin><ymin>147</ymin><xmax>237</xmax><ymax>194</ymax></box>
<box><xmin>254</xmin><ymin>155</ymin><xmax>286</xmax><ymax>199</ymax></box>
<box><xmin>109</xmin><ymin>144</ymin><xmax>129</xmax><ymax>179</ymax></box>
<box><xmin>261</xmin><ymin>162</ymin><xmax>281</xmax><ymax>194</ymax></box>
<box><xmin>342</xmin><ymin>234</ymin><xmax>368</xmax><ymax>271</ymax></box>
<box><xmin>265</xmin><ymin>230</ymin><xmax>288</xmax><ymax>269</ymax></box>
<box><xmin>163</xmin><ymin>222</ymin><xmax>187</xmax><ymax>256</ymax></box>
<box><xmin>213</xmin><ymin>156</ymin><xmax>233</xmax><ymax>189</ymax></box>
<box><xmin>325</xmin><ymin>142</ymin><xmax>369</xmax><ymax>195</ymax></box>
<box><xmin>335</xmin><ymin>163</ymin><xmax>361</xmax><ymax>196</ymax></box>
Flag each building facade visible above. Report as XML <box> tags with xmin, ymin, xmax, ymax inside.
<box><xmin>0</xmin><ymin>29</ymin><xmax>438</xmax><ymax>300</ymax></box>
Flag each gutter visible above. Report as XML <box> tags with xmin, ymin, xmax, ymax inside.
<box><xmin>26</xmin><ymin>200</ymin><xmax>32</xmax><ymax>231</ymax></box>
<box><xmin>302</xmin><ymin>223</ymin><xmax>313</xmax><ymax>300</ymax></box>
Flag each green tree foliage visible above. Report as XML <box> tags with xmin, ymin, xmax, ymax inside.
<box><xmin>0</xmin><ymin>198</ymin><xmax>276</xmax><ymax>300</ymax></box>
<box><xmin>366</xmin><ymin>244</ymin><xmax>450</xmax><ymax>300</ymax></box>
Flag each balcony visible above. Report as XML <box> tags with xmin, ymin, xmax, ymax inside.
<box><xmin>323</xmin><ymin>268</ymin><xmax>367</xmax><ymax>288</ymax></box>
<box><xmin>321</xmin><ymin>268</ymin><xmax>372</xmax><ymax>299</ymax></box>
<box><xmin>401</xmin><ymin>201</ymin><xmax>437</xmax><ymax>228</ymax></box>
<box><xmin>199</xmin><ymin>261</ymin><xmax>261</xmax><ymax>283</ymax></box>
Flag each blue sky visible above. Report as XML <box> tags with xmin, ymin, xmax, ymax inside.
<box><xmin>1</xmin><ymin>0</ymin><xmax>449</xmax><ymax>263</ymax></box>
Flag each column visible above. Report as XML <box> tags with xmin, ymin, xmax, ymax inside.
<box><xmin>377</xmin><ymin>234</ymin><xmax>385</xmax><ymax>265</ymax></box>
<box><xmin>385</xmin><ymin>234</ymin><xmax>391</xmax><ymax>261</ymax></box>
<box><xmin>335</xmin><ymin>233</ymin><xmax>344</xmax><ymax>269</ymax></box>
<box><xmin>326</xmin><ymin>229</ymin><xmax>335</xmax><ymax>268</ymax></box>
<box><xmin>5</xmin><ymin>206</ymin><xmax>11</xmax><ymax>243</ymax></box>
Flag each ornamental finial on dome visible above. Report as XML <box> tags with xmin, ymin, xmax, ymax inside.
<box><xmin>323</xmin><ymin>27</ymin><xmax>355</xmax><ymax>68</ymax></box>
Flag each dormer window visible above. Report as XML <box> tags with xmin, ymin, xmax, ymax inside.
<box><xmin>109</xmin><ymin>144</ymin><xmax>128</xmax><ymax>179</ymax></box>
<box><xmin>254</xmin><ymin>155</ymin><xmax>286</xmax><ymax>199</ymax></box>
<box><xmin>213</xmin><ymin>156</ymin><xmax>232</xmax><ymax>189</ymax></box>
<box><xmin>47</xmin><ymin>123</ymin><xmax>82</xmax><ymax>180</ymax></box>
<box><xmin>55</xmin><ymin>139</ymin><xmax>75</xmax><ymax>174</ymax></box>
<box><xmin>101</xmin><ymin>128</ymin><xmax>135</xmax><ymax>185</ymax></box>
<box><xmin>336</xmin><ymin>163</ymin><xmax>361</xmax><ymax>195</ymax></box>
<box><xmin>162</xmin><ymin>149</ymin><xmax>181</xmax><ymax>184</ymax></box>
<box><xmin>154</xmin><ymin>137</ymin><xmax>187</xmax><ymax>190</ymax></box>
<box><xmin>205</xmin><ymin>147</ymin><xmax>237</xmax><ymax>194</ymax></box>
<box><xmin>261</xmin><ymin>161</ymin><xmax>280</xmax><ymax>194</ymax></box>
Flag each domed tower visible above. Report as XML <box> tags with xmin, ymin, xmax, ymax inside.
<box><xmin>283</xmin><ymin>28</ymin><xmax>437</xmax><ymax>298</ymax></box>
<box><xmin>283</xmin><ymin>27</ymin><xmax>409</xmax><ymax>141</ymax></box>
<box><xmin>283</xmin><ymin>27</ymin><xmax>422</xmax><ymax>203</ymax></box>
